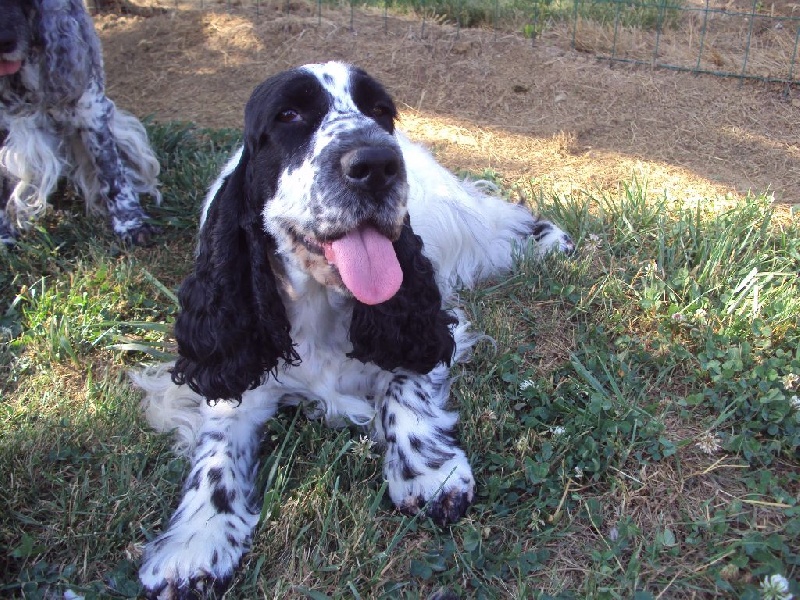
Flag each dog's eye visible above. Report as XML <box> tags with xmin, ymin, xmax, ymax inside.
<box><xmin>276</xmin><ymin>109</ymin><xmax>302</xmax><ymax>123</ymax></box>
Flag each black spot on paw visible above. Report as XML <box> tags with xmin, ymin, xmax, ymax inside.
<box><xmin>399</xmin><ymin>494</ymin><xmax>426</xmax><ymax>516</ymax></box>
<box><xmin>398</xmin><ymin>448</ymin><xmax>421</xmax><ymax>480</ymax></box>
<box><xmin>143</xmin><ymin>581</ymin><xmax>169</xmax><ymax>600</ymax></box>
<box><xmin>211</xmin><ymin>485</ymin><xmax>235</xmax><ymax>514</ymax></box>
<box><xmin>172</xmin><ymin>572</ymin><xmax>233</xmax><ymax>600</ymax></box>
<box><xmin>207</xmin><ymin>467</ymin><xmax>223</xmax><ymax>485</ymax></box>
<box><xmin>562</xmin><ymin>234</ymin><xmax>576</xmax><ymax>255</ymax></box>
<box><xmin>186</xmin><ymin>469</ymin><xmax>203</xmax><ymax>491</ymax></box>
<box><xmin>529</xmin><ymin>220</ymin><xmax>553</xmax><ymax>239</ymax></box>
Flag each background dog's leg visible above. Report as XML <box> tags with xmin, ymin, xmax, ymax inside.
<box><xmin>75</xmin><ymin>93</ymin><xmax>156</xmax><ymax>245</ymax></box>
<box><xmin>139</xmin><ymin>402</ymin><xmax>276</xmax><ymax>599</ymax></box>
<box><xmin>0</xmin><ymin>173</ymin><xmax>17</xmax><ymax>244</ymax></box>
<box><xmin>378</xmin><ymin>367</ymin><xmax>475</xmax><ymax>525</ymax></box>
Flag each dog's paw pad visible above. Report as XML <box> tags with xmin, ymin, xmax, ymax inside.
<box><xmin>388</xmin><ymin>449</ymin><xmax>475</xmax><ymax>526</ymax></box>
<box><xmin>143</xmin><ymin>574</ymin><xmax>231</xmax><ymax>600</ymax></box>
<box><xmin>426</xmin><ymin>485</ymin><xmax>473</xmax><ymax>525</ymax></box>
<box><xmin>121</xmin><ymin>222</ymin><xmax>160</xmax><ymax>247</ymax></box>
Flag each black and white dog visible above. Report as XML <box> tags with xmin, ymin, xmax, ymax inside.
<box><xmin>0</xmin><ymin>0</ymin><xmax>160</xmax><ymax>245</ymax></box>
<box><xmin>133</xmin><ymin>62</ymin><xmax>574</xmax><ymax>598</ymax></box>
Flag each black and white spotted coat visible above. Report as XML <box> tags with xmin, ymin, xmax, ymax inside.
<box><xmin>131</xmin><ymin>61</ymin><xmax>574</xmax><ymax>599</ymax></box>
<box><xmin>0</xmin><ymin>0</ymin><xmax>160</xmax><ymax>244</ymax></box>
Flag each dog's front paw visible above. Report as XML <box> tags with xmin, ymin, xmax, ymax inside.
<box><xmin>0</xmin><ymin>210</ymin><xmax>18</xmax><ymax>246</ymax></box>
<box><xmin>115</xmin><ymin>219</ymin><xmax>160</xmax><ymax>246</ymax></box>
<box><xmin>386</xmin><ymin>445</ymin><xmax>475</xmax><ymax>526</ymax></box>
<box><xmin>139</xmin><ymin>511</ymin><xmax>257</xmax><ymax>599</ymax></box>
<box><xmin>530</xmin><ymin>219</ymin><xmax>575</xmax><ymax>256</ymax></box>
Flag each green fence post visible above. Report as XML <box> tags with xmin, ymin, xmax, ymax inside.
<box><xmin>611</xmin><ymin>0</ymin><xmax>622</xmax><ymax>60</ymax></box>
<box><xmin>653</xmin><ymin>0</ymin><xmax>667</xmax><ymax>66</ymax></box>
<box><xmin>571</xmin><ymin>0</ymin><xmax>580</xmax><ymax>50</ymax></box>
<box><xmin>740</xmin><ymin>0</ymin><xmax>759</xmax><ymax>80</ymax></box>
<box><xmin>694</xmin><ymin>0</ymin><xmax>710</xmax><ymax>73</ymax></box>
<box><xmin>493</xmin><ymin>0</ymin><xmax>498</xmax><ymax>40</ymax></box>
<box><xmin>787</xmin><ymin>18</ymin><xmax>800</xmax><ymax>81</ymax></box>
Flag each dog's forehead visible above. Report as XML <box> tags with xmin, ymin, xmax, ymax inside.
<box><xmin>301</xmin><ymin>62</ymin><xmax>360</xmax><ymax>112</ymax></box>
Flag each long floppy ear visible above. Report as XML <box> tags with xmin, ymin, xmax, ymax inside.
<box><xmin>171</xmin><ymin>147</ymin><xmax>299</xmax><ymax>402</ymax></box>
<box><xmin>37</xmin><ymin>0</ymin><xmax>98</xmax><ymax>100</ymax></box>
<box><xmin>348</xmin><ymin>222</ymin><xmax>456</xmax><ymax>374</ymax></box>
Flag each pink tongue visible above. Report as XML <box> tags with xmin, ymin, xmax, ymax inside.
<box><xmin>323</xmin><ymin>226</ymin><xmax>403</xmax><ymax>305</ymax></box>
<box><xmin>0</xmin><ymin>61</ymin><xmax>22</xmax><ymax>76</ymax></box>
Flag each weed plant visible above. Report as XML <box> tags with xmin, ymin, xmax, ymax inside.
<box><xmin>0</xmin><ymin>125</ymin><xmax>797</xmax><ymax>599</ymax></box>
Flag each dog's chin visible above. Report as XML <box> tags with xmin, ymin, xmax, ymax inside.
<box><xmin>287</xmin><ymin>222</ymin><xmax>404</xmax><ymax>305</ymax></box>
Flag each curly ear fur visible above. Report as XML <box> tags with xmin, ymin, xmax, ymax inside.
<box><xmin>348</xmin><ymin>222</ymin><xmax>456</xmax><ymax>374</ymax></box>
<box><xmin>37</xmin><ymin>0</ymin><xmax>100</xmax><ymax>100</ymax></box>
<box><xmin>171</xmin><ymin>147</ymin><xmax>299</xmax><ymax>402</ymax></box>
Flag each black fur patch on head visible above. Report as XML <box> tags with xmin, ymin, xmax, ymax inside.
<box><xmin>243</xmin><ymin>68</ymin><xmax>331</xmax><ymax>178</ymax></box>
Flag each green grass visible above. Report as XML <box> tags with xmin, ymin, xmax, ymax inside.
<box><xmin>1</xmin><ymin>124</ymin><xmax>799</xmax><ymax>599</ymax></box>
<box><xmin>352</xmin><ymin>0</ymin><xmax>683</xmax><ymax>37</ymax></box>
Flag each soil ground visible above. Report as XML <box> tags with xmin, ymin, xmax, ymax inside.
<box><xmin>94</xmin><ymin>5</ymin><xmax>800</xmax><ymax>205</ymax></box>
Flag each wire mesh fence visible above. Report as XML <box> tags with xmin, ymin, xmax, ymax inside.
<box><xmin>569</xmin><ymin>0</ymin><xmax>799</xmax><ymax>84</ymax></box>
<box><xmin>91</xmin><ymin>0</ymin><xmax>800</xmax><ymax>84</ymax></box>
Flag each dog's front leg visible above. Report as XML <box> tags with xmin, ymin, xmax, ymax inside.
<box><xmin>0</xmin><ymin>173</ymin><xmax>17</xmax><ymax>244</ymax></box>
<box><xmin>378</xmin><ymin>368</ymin><xmax>475</xmax><ymax>525</ymax></box>
<box><xmin>139</xmin><ymin>401</ymin><xmax>275</xmax><ymax>599</ymax></box>
<box><xmin>75</xmin><ymin>92</ymin><xmax>155</xmax><ymax>244</ymax></box>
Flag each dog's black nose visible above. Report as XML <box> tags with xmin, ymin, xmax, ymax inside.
<box><xmin>341</xmin><ymin>146</ymin><xmax>401</xmax><ymax>193</ymax></box>
<box><xmin>0</xmin><ymin>34</ymin><xmax>18</xmax><ymax>55</ymax></box>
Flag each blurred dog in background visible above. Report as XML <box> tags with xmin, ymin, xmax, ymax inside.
<box><xmin>0</xmin><ymin>0</ymin><xmax>160</xmax><ymax>245</ymax></box>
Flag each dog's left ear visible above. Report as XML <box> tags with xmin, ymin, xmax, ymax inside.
<box><xmin>37</xmin><ymin>0</ymin><xmax>96</xmax><ymax>99</ymax></box>
<box><xmin>348</xmin><ymin>222</ymin><xmax>456</xmax><ymax>374</ymax></box>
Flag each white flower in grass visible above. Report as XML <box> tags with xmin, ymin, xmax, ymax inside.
<box><xmin>643</xmin><ymin>260</ymin><xmax>657</xmax><ymax>275</ymax></box>
<box><xmin>584</xmin><ymin>233</ymin><xmax>603</xmax><ymax>252</ymax></box>
<box><xmin>548</xmin><ymin>426</ymin><xmax>566</xmax><ymax>437</ymax></box>
<box><xmin>791</xmin><ymin>396</ymin><xmax>800</xmax><ymax>411</ymax></box>
<box><xmin>671</xmin><ymin>312</ymin><xmax>687</xmax><ymax>323</ymax></box>
<box><xmin>573</xmin><ymin>466</ymin><xmax>584</xmax><ymax>479</ymax></box>
<box><xmin>760</xmin><ymin>574</ymin><xmax>793</xmax><ymax>600</ymax></box>
<box><xmin>350</xmin><ymin>435</ymin><xmax>377</xmax><ymax>459</ymax></box>
<box><xmin>719</xmin><ymin>564</ymin><xmax>739</xmax><ymax>581</ymax></box>
<box><xmin>782</xmin><ymin>373</ymin><xmax>800</xmax><ymax>391</ymax></box>
<box><xmin>519</xmin><ymin>379</ymin><xmax>536</xmax><ymax>391</ymax></box>
<box><xmin>693</xmin><ymin>308</ymin><xmax>707</xmax><ymax>320</ymax></box>
<box><xmin>480</xmin><ymin>409</ymin><xmax>498</xmax><ymax>422</ymax></box>
<box><xmin>696</xmin><ymin>431</ymin><xmax>721</xmax><ymax>455</ymax></box>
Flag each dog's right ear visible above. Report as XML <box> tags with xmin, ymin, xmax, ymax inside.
<box><xmin>171</xmin><ymin>146</ymin><xmax>299</xmax><ymax>403</ymax></box>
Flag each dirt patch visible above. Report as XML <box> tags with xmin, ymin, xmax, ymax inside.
<box><xmin>94</xmin><ymin>5</ymin><xmax>800</xmax><ymax>204</ymax></box>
